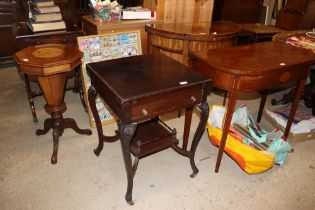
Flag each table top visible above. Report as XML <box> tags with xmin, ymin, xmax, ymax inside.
<box><xmin>87</xmin><ymin>54</ymin><xmax>211</xmax><ymax>102</ymax></box>
<box><xmin>14</xmin><ymin>43</ymin><xmax>82</xmax><ymax>76</ymax></box>
<box><xmin>239</xmin><ymin>23</ymin><xmax>285</xmax><ymax>35</ymax></box>
<box><xmin>190</xmin><ymin>41</ymin><xmax>315</xmax><ymax>76</ymax></box>
<box><xmin>145</xmin><ymin>21</ymin><xmax>240</xmax><ymax>41</ymax></box>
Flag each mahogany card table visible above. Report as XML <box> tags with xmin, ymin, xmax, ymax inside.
<box><xmin>190</xmin><ymin>41</ymin><xmax>315</xmax><ymax>173</ymax></box>
<box><xmin>86</xmin><ymin>54</ymin><xmax>211</xmax><ymax>204</ymax></box>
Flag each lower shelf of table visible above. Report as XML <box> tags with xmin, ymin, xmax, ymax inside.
<box><xmin>131</xmin><ymin>119</ymin><xmax>179</xmax><ymax>158</ymax></box>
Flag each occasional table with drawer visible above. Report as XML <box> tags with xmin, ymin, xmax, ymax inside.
<box><xmin>86</xmin><ymin>54</ymin><xmax>211</xmax><ymax>204</ymax></box>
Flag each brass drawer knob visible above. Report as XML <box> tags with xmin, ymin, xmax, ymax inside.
<box><xmin>191</xmin><ymin>96</ymin><xmax>196</xmax><ymax>102</ymax></box>
<box><xmin>142</xmin><ymin>108</ymin><xmax>148</xmax><ymax>116</ymax></box>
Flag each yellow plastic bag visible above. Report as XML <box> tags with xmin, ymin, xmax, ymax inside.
<box><xmin>208</xmin><ymin>125</ymin><xmax>275</xmax><ymax>174</ymax></box>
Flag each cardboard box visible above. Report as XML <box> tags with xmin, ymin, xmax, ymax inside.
<box><xmin>263</xmin><ymin>110</ymin><xmax>315</xmax><ymax>142</ymax></box>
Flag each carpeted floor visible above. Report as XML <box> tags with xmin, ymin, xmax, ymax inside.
<box><xmin>0</xmin><ymin>64</ymin><xmax>315</xmax><ymax>210</ymax></box>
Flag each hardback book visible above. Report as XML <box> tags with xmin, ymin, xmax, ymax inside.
<box><xmin>32</xmin><ymin>5</ymin><xmax>60</xmax><ymax>14</ymax></box>
<box><xmin>26</xmin><ymin>19</ymin><xmax>66</xmax><ymax>32</ymax></box>
<box><xmin>30</xmin><ymin>0</ymin><xmax>54</xmax><ymax>7</ymax></box>
<box><xmin>122</xmin><ymin>7</ymin><xmax>155</xmax><ymax>20</ymax></box>
<box><xmin>32</xmin><ymin>12</ymin><xmax>62</xmax><ymax>22</ymax></box>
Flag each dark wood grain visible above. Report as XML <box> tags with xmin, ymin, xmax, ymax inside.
<box><xmin>212</xmin><ymin>0</ymin><xmax>263</xmax><ymax>23</ymax></box>
<box><xmin>0</xmin><ymin>0</ymin><xmax>18</xmax><ymax>63</ymax></box>
<box><xmin>87</xmin><ymin>54</ymin><xmax>210</xmax><ymax>123</ymax></box>
<box><xmin>87</xmin><ymin>54</ymin><xmax>210</xmax><ymax>204</ymax></box>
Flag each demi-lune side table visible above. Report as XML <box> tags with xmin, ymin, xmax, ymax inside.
<box><xmin>145</xmin><ymin>21</ymin><xmax>240</xmax><ymax>66</ymax></box>
<box><xmin>190</xmin><ymin>41</ymin><xmax>315</xmax><ymax>173</ymax></box>
<box><xmin>14</xmin><ymin>44</ymin><xmax>92</xmax><ymax>164</ymax></box>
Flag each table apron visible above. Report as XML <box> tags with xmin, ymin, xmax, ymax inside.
<box><xmin>93</xmin><ymin>78</ymin><xmax>205</xmax><ymax>124</ymax></box>
<box><xmin>193</xmin><ymin>60</ymin><xmax>310</xmax><ymax>92</ymax></box>
<box><xmin>218</xmin><ymin>70</ymin><xmax>308</xmax><ymax>92</ymax></box>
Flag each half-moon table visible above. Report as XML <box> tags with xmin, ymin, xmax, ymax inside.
<box><xmin>14</xmin><ymin>44</ymin><xmax>92</xmax><ymax>164</ymax></box>
<box><xmin>190</xmin><ymin>41</ymin><xmax>315</xmax><ymax>172</ymax></box>
<box><xmin>145</xmin><ymin>21</ymin><xmax>240</xmax><ymax>66</ymax></box>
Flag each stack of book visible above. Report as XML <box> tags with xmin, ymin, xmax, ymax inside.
<box><xmin>27</xmin><ymin>0</ymin><xmax>66</xmax><ymax>32</ymax></box>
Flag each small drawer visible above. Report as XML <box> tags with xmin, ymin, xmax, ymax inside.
<box><xmin>131</xmin><ymin>87</ymin><xmax>203</xmax><ymax>121</ymax></box>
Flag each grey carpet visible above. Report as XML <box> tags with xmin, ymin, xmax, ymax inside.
<box><xmin>0</xmin><ymin>65</ymin><xmax>315</xmax><ymax>210</ymax></box>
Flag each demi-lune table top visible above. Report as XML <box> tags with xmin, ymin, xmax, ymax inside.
<box><xmin>145</xmin><ymin>21</ymin><xmax>240</xmax><ymax>41</ymax></box>
<box><xmin>190</xmin><ymin>41</ymin><xmax>315</xmax><ymax>76</ymax></box>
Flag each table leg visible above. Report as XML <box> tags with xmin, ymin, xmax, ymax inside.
<box><xmin>254</xmin><ymin>34</ymin><xmax>259</xmax><ymax>43</ymax></box>
<box><xmin>182</xmin><ymin>107</ymin><xmax>193</xmax><ymax>150</ymax></box>
<box><xmin>257</xmin><ymin>90</ymin><xmax>268</xmax><ymax>123</ymax></box>
<box><xmin>36</xmin><ymin>118</ymin><xmax>54</xmax><ymax>135</ymax></box>
<box><xmin>36</xmin><ymin>74</ymin><xmax>92</xmax><ymax>164</ymax></box>
<box><xmin>284</xmin><ymin>78</ymin><xmax>307</xmax><ymax>138</ymax></box>
<box><xmin>118</xmin><ymin>121</ymin><xmax>137</xmax><ymax>205</ymax></box>
<box><xmin>88</xmin><ymin>86</ymin><xmax>120</xmax><ymax>156</ymax></box>
<box><xmin>75</xmin><ymin>67</ymin><xmax>87</xmax><ymax>112</ymax></box>
<box><xmin>63</xmin><ymin>118</ymin><xmax>92</xmax><ymax>134</ymax></box>
<box><xmin>51</xmin><ymin>111</ymin><xmax>63</xmax><ymax>164</ymax></box>
<box><xmin>215</xmin><ymin>91</ymin><xmax>238</xmax><ymax>173</ymax></box>
<box><xmin>24</xmin><ymin>74</ymin><xmax>38</xmax><ymax>123</ymax></box>
<box><xmin>189</xmin><ymin>102</ymin><xmax>209</xmax><ymax>177</ymax></box>
<box><xmin>89</xmin><ymin>86</ymin><xmax>104</xmax><ymax>155</ymax></box>
<box><xmin>222</xmin><ymin>90</ymin><xmax>228</xmax><ymax>106</ymax></box>
<box><xmin>36</xmin><ymin>107</ymin><xmax>92</xmax><ymax>164</ymax></box>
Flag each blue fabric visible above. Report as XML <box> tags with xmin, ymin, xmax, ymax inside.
<box><xmin>232</xmin><ymin>105</ymin><xmax>292</xmax><ymax>165</ymax></box>
<box><xmin>268</xmin><ymin>138</ymin><xmax>292</xmax><ymax>165</ymax></box>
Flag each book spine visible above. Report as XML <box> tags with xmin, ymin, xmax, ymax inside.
<box><xmin>32</xmin><ymin>13</ymin><xmax>62</xmax><ymax>22</ymax></box>
<box><xmin>32</xmin><ymin>5</ymin><xmax>60</xmax><ymax>14</ymax></box>
<box><xmin>122</xmin><ymin>10</ymin><xmax>154</xmax><ymax>19</ymax></box>
<box><xmin>27</xmin><ymin>20</ymin><xmax>66</xmax><ymax>32</ymax></box>
<box><xmin>30</xmin><ymin>1</ymin><xmax>55</xmax><ymax>8</ymax></box>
